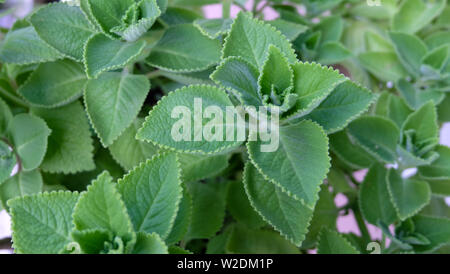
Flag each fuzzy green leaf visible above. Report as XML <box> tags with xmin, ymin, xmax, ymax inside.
<box><xmin>412</xmin><ymin>215</ymin><xmax>450</xmax><ymax>252</ymax></box>
<box><xmin>147</xmin><ymin>24</ymin><xmax>221</xmax><ymax>72</ymax></box>
<box><xmin>81</xmin><ymin>0</ymin><xmax>135</xmax><ymax>33</ymax></box>
<box><xmin>267</xmin><ymin>19</ymin><xmax>308</xmax><ymax>41</ymax></box>
<box><xmin>18</xmin><ymin>60</ymin><xmax>87</xmax><ymax>108</ymax></box>
<box><xmin>397</xmin><ymin>79</ymin><xmax>444</xmax><ymax>110</ymax></box>
<box><xmin>259</xmin><ymin>45</ymin><xmax>293</xmax><ymax>98</ymax></box>
<box><xmin>244</xmin><ymin>163</ymin><xmax>313</xmax><ymax>246</ymax></box>
<box><xmin>389</xmin><ymin>32</ymin><xmax>428</xmax><ymax>76</ymax></box>
<box><xmin>358</xmin><ymin>52</ymin><xmax>408</xmax><ymax>82</ymax></box>
<box><xmin>132</xmin><ymin>232</ymin><xmax>168</xmax><ymax>254</ymax></box>
<box><xmin>193</xmin><ymin>18</ymin><xmax>233</xmax><ymax>39</ymax></box>
<box><xmin>419</xmin><ymin>145</ymin><xmax>450</xmax><ymax>180</ymax></box>
<box><xmin>392</xmin><ymin>0</ymin><xmax>446</xmax><ymax>34</ymax></box>
<box><xmin>85</xmin><ymin>72</ymin><xmax>149</xmax><ymax>146</ymax></box>
<box><xmin>0</xmin><ymin>140</ymin><xmax>16</xmax><ymax>184</ymax></box>
<box><xmin>8</xmin><ymin>191</ymin><xmax>79</xmax><ymax>253</ymax></box>
<box><xmin>329</xmin><ymin>130</ymin><xmax>376</xmax><ymax>169</ymax></box>
<box><xmin>117</xmin><ymin>153</ymin><xmax>182</xmax><ymax>238</ymax></box>
<box><xmin>165</xmin><ymin>188</ymin><xmax>192</xmax><ymax>245</ymax></box>
<box><xmin>0</xmin><ymin>170</ymin><xmax>43</xmax><ymax>210</ymax></box>
<box><xmin>402</xmin><ymin>101</ymin><xmax>439</xmax><ymax>145</ymax></box>
<box><xmin>222</xmin><ymin>12</ymin><xmax>297</xmax><ymax>69</ymax></box>
<box><xmin>248</xmin><ymin>120</ymin><xmax>330</xmax><ymax>208</ymax></box>
<box><xmin>30</xmin><ymin>3</ymin><xmax>96</xmax><ymax>61</ymax></box>
<box><xmin>178</xmin><ymin>153</ymin><xmax>229</xmax><ymax>183</ymax></box>
<box><xmin>317</xmin><ymin>229</ymin><xmax>359</xmax><ymax>254</ymax></box>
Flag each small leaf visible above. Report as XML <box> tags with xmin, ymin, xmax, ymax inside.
<box><xmin>0</xmin><ymin>97</ymin><xmax>12</xmax><ymax>135</ymax></box>
<box><xmin>84</xmin><ymin>34</ymin><xmax>146</xmax><ymax>79</ymax></box>
<box><xmin>347</xmin><ymin>116</ymin><xmax>400</xmax><ymax>163</ymax></box>
<box><xmin>303</xmin><ymin>80</ymin><xmax>376</xmax><ymax>134</ymax></box>
<box><xmin>0</xmin><ymin>27</ymin><xmax>62</xmax><ymax>64</ymax></box>
<box><xmin>30</xmin><ymin>3</ymin><xmax>96</xmax><ymax>61</ymax></box>
<box><xmin>117</xmin><ymin>153</ymin><xmax>182</xmax><ymax>238</ymax></box>
<box><xmin>178</xmin><ymin>153</ymin><xmax>230</xmax><ymax>183</ymax></box>
<box><xmin>8</xmin><ymin>114</ymin><xmax>51</xmax><ymax>171</ymax></box>
<box><xmin>419</xmin><ymin>145</ymin><xmax>450</xmax><ymax>180</ymax></box>
<box><xmin>0</xmin><ymin>140</ymin><xmax>16</xmax><ymax>184</ymax></box>
<box><xmin>193</xmin><ymin>18</ymin><xmax>233</xmax><ymax>39</ymax></box>
<box><xmin>412</xmin><ymin>215</ymin><xmax>450</xmax><ymax>253</ymax></box>
<box><xmin>359</xmin><ymin>163</ymin><xmax>398</xmax><ymax>226</ymax></box>
<box><xmin>0</xmin><ymin>169</ymin><xmax>43</xmax><ymax>210</ymax></box>
<box><xmin>85</xmin><ymin>72</ymin><xmax>150</xmax><ymax>146</ymax></box>
<box><xmin>132</xmin><ymin>232</ymin><xmax>168</xmax><ymax>254</ymax></box>
<box><xmin>267</xmin><ymin>19</ymin><xmax>308</xmax><ymax>41</ymax></box>
<box><xmin>222</xmin><ymin>12</ymin><xmax>297</xmax><ymax>69</ymax></box>
<box><xmin>71</xmin><ymin>229</ymin><xmax>112</xmax><ymax>254</ymax></box>
<box><xmin>402</xmin><ymin>101</ymin><xmax>439</xmax><ymax>145</ymax></box>
<box><xmin>247</xmin><ymin>120</ymin><xmax>330</xmax><ymax>208</ymax></box>
<box><xmin>73</xmin><ymin>172</ymin><xmax>134</xmax><ymax>239</ymax></box>
<box><xmin>329</xmin><ymin>130</ymin><xmax>376</xmax><ymax>169</ymax></box>
<box><xmin>81</xmin><ymin>0</ymin><xmax>135</xmax><ymax>33</ymax></box>
<box><xmin>137</xmin><ymin>85</ymin><xmax>242</xmax><ymax>154</ymax></box>
<box><xmin>317</xmin><ymin>42</ymin><xmax>352</xmax><ymax>65</ymax></box>
<box><xmin>317</xmin><ymin>229</ymin><xmax>359</xmax><ymax>254</ymax></box>
<box><xmin>31</xmin><ymin>101</ymin><xmax>95</xmax><ymax>174</ymax></box>
<box><xmin>388</xmin><ymin>32</ymin><xmax>428</xmax><ymax>76</ymax></box>
<box><xmin>18</xmin><ymin>60</ymin><xmax>87</xmax><ymax>108</ymax></box>
<box><xmin>392</xmin><ymin>0</ymin><xmax>446</xmax><ymax>34</ymax></box>
<box><xmin>147</xmin><ymin>24</ymin><xmax>221</xmax><ymax>72</ymax></box>
<box><xmin>396</xmin><ymin>79</ymin><xmax>444</xmax><ymax>110</ymax></box>
<box><xmin>8</xmin><ymin>191</ymin><xmax>79</xmax><ymax>253</ymax></box>
<box><xmin>243</xmin><ymin>163</ymin><xmax>313</xmax><ymax>246</ymax></box>
<box><xmin>358</xmin><ymin>52</ymin><xmax>408</xmax><ymax>82</ymax></box>
<box><xmin>210</xmin><ymin>56</ymin><xmax>262</xmax><ymax>106</ymax></box>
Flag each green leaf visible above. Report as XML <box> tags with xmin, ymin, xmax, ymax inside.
<box><xmin>81</xmin><ymin>0</ymin><xmax>135</xmax><ymax>33</ymax></box>
<box><xmin>227</xmin><ymin>179</ymin><xmax>265</xmax><ymax>229</ymax></box>
<box><xmin>329</xmin><ymin>130</ymin><xmax>376</xmax><ymax>169</ymax></box>
<box><xmin>243</xmin><ymin>163</ymin><xmax>313</xmax><ymax>246</ymax></box>
<box><xmin>84</xmin><ymin>34</ymin><xmax>146</xmax><ymax>79</ymax></box>
<box><xmin>165</xmin><ymin>188</ymin><xmax>192</xmax><ymax>245</ymax></box>
<box><xmin>0</xmin><ymin>27</ymin><xmax>62</xmax><ymax>64</ymax></box>
<box><xmin>247</xmin><ymin>120</ymin><xmax>330</xmax><ymax>208</ymax></box>
<box><xmin>8</xmin><ymin>114</ymin><xmax>51</xmax><ymax>171</ymax></box>
<box><xmin>8</xmin><ymin>191</ymin><xmax>79</xmax><ymax>254</ymax></box>
<box><xmin>226</xmin><ymin>225</ymin><xmax>300</xmax><ymax>254</ymax></box>
<box><xmin>317</xmin><ymin>229</ymin><xmax>359</xmax><ymax>254</ymax></box>
<box><xmin>71</xmin><ymin>228</ymin><xmax>112</xmax><ymax>254</ymax></box>
<box><xmin>302</xmin><ymin>80</ymin><xmax>376</xmax><ymax>134</ymax></box>
<box><xmin>0</xmin><ymin>170</ymin><xmax>43</xmax><ymax>210</ymax></box>
<box><xmin>358</xmin><ymin>52</ymin><xmax>408</xmax><ymax>82</ymax></box>
<box><xmin>359</xmin><ymin>164</ymin><xmax>398</xmax><ymax>226</ymax></box>
<box><xmin>147</xmin><ymin>24</ymin><xmax>221</xmax><ymax>72</ymax></box>
<box><xmin>402</xmin><ymin>101</ymin><xmax>439</xmax><ymax>145</ymax></box>
<box><xmin>422</xmin><ymin>44</ymin><xmax>450</xmax><ymax>72</ymax></box>
<box><xmin>347</xmin><ymin>116</ymin><xmax>400</xmax><ymax>163</ymax></box>
<box><xmin>109</xmin><ymin>118</ymin><xmax>158</xmax><ymax>170</ymax></box>
<box><xmin>287</xmin><ymin>62</ymin><xmax>346</xmax><ymax>118</ymax></box>
<box><xmin>31</xmin><ymin>101</ymin><xmax>95</xmax><ymax>174</ymax></box>
<box><xmin>267</xmin><ymin>19</ymin><xmax>308</xmax><ymax>41</ymax></box>
<box><xmin>178</xmin><ymin>153</ymin><xmax>230</xmax><ymax>183</ymax></box>
<box><xmin>419</xmin><ymin>145</ymin><xmax>450</xmax><ymax>180</ymax></box>
<box><xmin>364</xmin><ymin>31</ymin><xmax>394</xmax><ymax>52</ymax></box>
<box><xmin>117</xmin><ymin>153</ymin><xmax>182</xmax><ymax>238</ymax></box>
<box><xmin>392</xmin><ymin>0</ymin><xmax>446</xmax><ymax>34</ymax></box>
<box><xmin>159</xmin><ymin>7</ymin><xmax>201</xmax><ymax>26</ymax></box>
<box><xmin>412</xmin><ymin>215</ymin><xmax>450</xmax><ymax>253</ymax></box>
<box><xmin>18</xmin><ymin>60</ymin><xmax>87</xmax><ymax>108</ymax></box>
<box><xmin>137</xmin><ymin>85</ymin><xmax>242</xmax><ymax>154</ymax></box>
<box><xmin>73</xmin><ymin>172</ymin><xmax>134</xmax><ymax>239</ymax></box>
<box><xmin>396</xmin><ymin>79</ymin><xmax>444</xmax><ymax>110</ymax></box>
<box><xmin>258</xmin><ymin>45</ymin><xmax>293</xmax><ymax>99</ymax></box>
<box><xmin>85</xmin><ymin>72</ymin><xmax>149</xmax><ymax>146</ymax></box>
<box><xmin>193</xmin><ymin>18</ymin><xmax>233</xmax><ymax>39</ymax></box>
<box><xmin>30</xmin><ymin>3</ymin><xmax>96</xmax><ymax>61</ymax></box>
<box><xmin>387</xmin><ymin>169</ymin><xmax>431</xmax><ymax>221</ymax></box>
<box><xmin>0</xmin><ymin>140</ymin><xmax>16</xmax><ymax>184</ymax></box>
<box><xmin>0</xmin><ymin>97</ymin><xmax>12</xmax><ymax>135</ymax></box>
<box><xmin>185</xmin><ymin>180</ymin><xmax>227</xmax><ymax>240</ymax></box>
<box><xmin>222</xmin><ymin>12</ymin><xmax>297</xmax><ymax>69</ymax></box>
<box><xmin>385</xmin><ymin>93</ymin><xmax>413</xmax><ymax>128</ymax></box>
<box><xmin>210</xmin><ymin>56</ymin><xmax>262</xmax><ymax>107</ymax></box>
<box><xmin>388</xmin><ymin>32</ymin><xmax>428</xmax><ymax>76</ymax></box>
<box><xmin>314</xmin><ymin>15</ymin><xmax>343</xmax><ymax>45</ymax></box>
<box><xmin>132</xmin><ymin>232</ymin><xmax>168</xmax><ymax>254</ymax></box>
<box><xmin>317</xmin><ymin>42</ymin><xmax>352</xmax><ymax>65</ymax></box>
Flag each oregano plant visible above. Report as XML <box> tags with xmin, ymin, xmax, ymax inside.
<box><xmin>0</xmin><ymin>0</ymin><xmax>448</xmax><ymax>255</ymax></box>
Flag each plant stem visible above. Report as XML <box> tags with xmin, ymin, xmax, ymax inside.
<box><xmin>0</xmin><ymin>85</ymin><xmax>27</xmax><ymax>108</ymax></box>
<box><xmin>353</xmin><ymin>204</ymin><xmax>371</xmax><ymax>243</ymax></box>
<box><xmin>146</xmin><ymin>70</ymin><xmax>162</xmax><ymax>79</ymax></box>
<box><xmin>252</xmin><ymin>0</ymin><xmax>261</xmax><ymax>14</ymax></box>
<box><xmin>222</xmin><ymin>0</ymin><xmax>232</xmax><ymax>19</ymax></box>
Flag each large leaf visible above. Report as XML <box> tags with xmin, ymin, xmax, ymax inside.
<box><xmin>165</xmin><ymin>188</ymin><xmax>192</xmax><ymax>245</ymax></box>
<box><xmin>210</xmin><ymin>56</ymin><xmax>262</xmax><ymax>107</ymax></box>
<box><xmin>397</xmin><ymin>79</ymin><xmax>444</xmax><ymax>110</ymax></box>
<box><xmin>358</xmin><ymin>52</ymin><xmax>408</xmax><ymax>82</ymax></box>
<box><xmin>0</xmin><ymin>27</ymin><xmax>62</xmax><ymax>64</ymax></box>
<box><xmin>30</xmin><ymin>3</ymin><xmax>96</xmax><ymax>61</ymax></box>
<box><xmin>109</xmin><ymin>118</ymin><xmax>158</xmax><ymax>170</ymax></box>
<box><xmin>8</xmin><ymin>114</ymin><xmax>51</xmax><ymax>171</ymax></box>
<box><xmin>222</xmin><ymin>12</ymin><xmax>297</xmax><ymax>69</ymax></box>
<box><xmin>8</xmin><ymin>191</ymin><xmax>79</xmax><ymax>253</ymax></box>
<box><xmin>147</xmin><ymin>24</ymin><xmax>221</xmax><ymax>72</ymax></box>
<box><xmin>117</xmin><ymin>153</ymin><xmax>182</xmax><ymax>238</ymax></box>
<box><xmin>317</xmin><ymin>229</ymin><xmax>359</xmax><ymax>254</ymax></box>
<box><xmin>419</xmin><ymin>145</ymin><xmax>450</xmax><ymax>180</ymax></box>
<box><xmin>193</xmin><ymin>18</ymin><xmax>233</xmax><ymax>39</ymax></box>
<box><xmin>347</xmin><ymin>116</ymin><xmax>400</xmax><ymax>163</ymax></box>
<box><xmin>84</xmin><ymin>34</ymin><xmax>146</xmax><ymax>78</ymax></box>
<box><xmin>177</xmin><ymin>153</ymin><xmax>230</xmax><ymax>183</ymax></box>
<box><xmin>392</xmin><ymin>0</ymin><xmax>446</xmax><ymax>34</ymax></box>
<box><xmin>329</xmin><ymin>130</ymin><xmax>376</xmax><ymax>169</ymax></box>
<box><xmin>31</xmin><ymin>102</ymin><xmax>95</xmax><ymax>173</ymax></box>
<box><xmin>80</xmin><ymin>0</ymin><xmax>134</xmax><ymax>33</ymax></box>
<box><xmin>137</xmin><ymin>85</ymin><xmax>242</xmax><ymax>154</ymax></box>
<box><xmin>388</xmin><ymin>32</ymin><xmax>428</xmax><ymax>76</ymax></box>
<box><xmin>73</xmin><ymin>172</ymin><xmax>134</xmax><ymax>239</ymax></box>
<box><xmin>387</xmin><ymin>169</ymin><xmax>431</xmax><ymax>220</ymax></box>
<box><xmin>412</xmin><ymin>215</ymin><xmax>450</xmax><ymax>253</ymax></box>
<box><xmin>302</xmin><ymin>80</ymin><xmax>376</xmax><ymax>133</ymax></box>
<box><xmin>247</xmin><ymin>120</ymin><xmax>330</xmax><ymax>208</ymax></box>
<box><xmin>359</xmin><ymin>163</ymin><xmax>398</xmax><ymax>226</ymax></box>
<box><xmin>243</xmin><ymin>163</ymin><xmax>313</xmax><ymax>246</ymax></box>
<box><xmin>18</xmin><ymin>60</ymin><xmax>87</xmax><ymax>108</ymax></box>
<box><xmin>85</xmin><ymin>72</ymin><xmax>149</xmax><ymax>146</ymax></box>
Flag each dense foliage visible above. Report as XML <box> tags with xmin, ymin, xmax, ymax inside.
<box><xmin>0</xmin><ymin>0</ymin><xmax>449</xmax><ymax>254</ymax></box>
